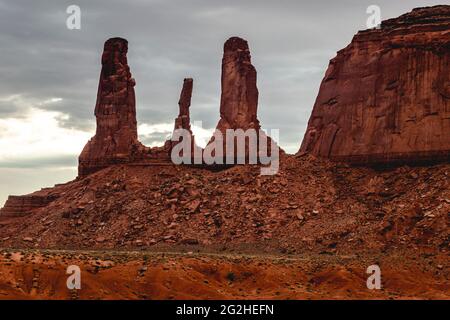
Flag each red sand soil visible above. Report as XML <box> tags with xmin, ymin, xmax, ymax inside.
<box><xmin>0</xmin><ymin>249</ymin><xmax>447</xmax><ymax>300</ymax></box>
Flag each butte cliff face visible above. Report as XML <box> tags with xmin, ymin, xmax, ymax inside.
<box><xmin>299</xmin><ymin>6</ymin><xmax>450</xmax><ymax>165</ymax></box>
<box><xmin>78</xmin><ymin>38</ymin><xmax>144</xmax><ymax>176</ymax></box>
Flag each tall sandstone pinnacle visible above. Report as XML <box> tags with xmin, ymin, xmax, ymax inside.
<box><xmin>217</xmin><ymin>37</ymin><xmax>260</xmax><ymax>132</ymax></box>
<box><xmin>165</xmin><ymin>78</ymin><xmax>198</xmax><ymax>156</ymax></box>
<box><xmin>174</xmin><ymin>78</ymin><xmax>194</xmax><ymax>132</ymax></box>
<box><xmin>299</xmin><ymin>6</ymin><xmax>450</xmax><ymax>165</ymax></box>
<box><xmin>209</xmin><ymin>36</ymin><xmax>275</xmax><ymax>161</ymax></box>
<box><xmin>79</xmin><ymin>37</ymin><xmax>144</xmax><ymax>176</ymax></box>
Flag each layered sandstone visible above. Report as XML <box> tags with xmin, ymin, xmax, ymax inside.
<box><xmin>0</xmin><ymin>194</ymin><xmax>57</xmax><ymax>217</ymax></box>
<box><xmin>299</xmin><ymin>6</ymin><xmax>450</xmax><ymax>165</ymax></box>
<box><xmin>78</xmin><ymin>38</ymin><xmax>145</xmax><ymax>176</ymax></box>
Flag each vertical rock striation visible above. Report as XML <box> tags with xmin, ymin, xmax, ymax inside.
<box><xmin>78</xmin><ymin>37</ymin><xmax>145</xmax><ymax>176</ymax></box>
<box><xmin>299</xmin><ymin>6</ymin><xmax>450</xmax><ymax>165</ymax></box>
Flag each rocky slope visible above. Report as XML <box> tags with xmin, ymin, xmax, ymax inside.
<box><xmin>0</xmin><ymin>154</ymin><xmax>448</xmax><ymax>254</ymax></box>
<box><xmin>299</xmin><ymin>5</ymin><xmax>450</xmax><ymax>165</ymax></box>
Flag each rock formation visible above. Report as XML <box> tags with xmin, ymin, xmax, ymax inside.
<box><xmin>0</xmin><ymin>194</ymin><xmax>57</xmax><ymax>217</ymax></box>
<box><xmin>299</xmin><ymin>5</ymin><xmax>450</xmax><ymax>165</ymax></box>
<box><xmin>209</xmin><ymin>37</ymin><xmax>276</xmax><ymax>161</ymax></box>
<box><xmin>164</xmin><ymin>78</ymin><xmax>199</xmax><ymax>159</ymax></box>
<box><xmin>217</xmin><ymin>37</ymin><xmax>260</xmax><ymax>132</ymax></box>
<box><xmin>174</xmin><ymin>78</ymin><xmax>194</xmax><ymax>132</ymax></box>
<box><xmin>78</xmin><ymin>37</ymin><xmax>145</xmax><ymax>176</ymax></box>
<box><xmin>77</xmin><ymin>36</ymin><xmax>278</xmax><ymax>173</ymax></box>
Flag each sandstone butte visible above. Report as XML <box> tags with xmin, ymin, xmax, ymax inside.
<box><xmin>298</xmin><ymin>5</ymin><xmax>450</xmax><ymax>166</ymax></box>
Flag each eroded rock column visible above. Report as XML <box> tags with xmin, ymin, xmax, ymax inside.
<box><xmin>208</xmin><ymin>37</ymin><xmax>272</xmax><ymax>163</ymax></box>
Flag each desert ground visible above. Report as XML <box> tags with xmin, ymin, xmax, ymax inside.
<box><xmin>0</xmin><ymin>248</ymin><xmax>447</xmax><ymax>300</ymax></box>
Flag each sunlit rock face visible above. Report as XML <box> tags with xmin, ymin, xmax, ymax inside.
<box><xmin>299</xmin><ymin>6</ymin><xmax>450</xmax><ymax>165</ymax></box>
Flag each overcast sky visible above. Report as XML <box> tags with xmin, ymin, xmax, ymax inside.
<box><xmin>0</xmin><ymin>0</ymin><xmax>445</xmax><ymax>206</ymax></box>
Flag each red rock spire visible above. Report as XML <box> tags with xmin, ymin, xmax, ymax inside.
<box><xmin>174</xmin><ymin>78</ymin><xmax>193</xmax><ymax>132</ymax></box>
<box><xmin>217</xmin><ymin>37</ymin><xmax>260</xmax><ymax>132</ymax></box>
<box><xmin>165</xmin><ymin>78</ymin><xmax>197</xmax><ymax>155</ymax></box>
<box><xmin>206</xmin><ymin>37</ymin><xmax>267</xmax><ymax>162</ymax></box>
<box><xmin>79</xmin><ymin>37</ymin><xmax>142</xmax><ymax>176</ymax></box>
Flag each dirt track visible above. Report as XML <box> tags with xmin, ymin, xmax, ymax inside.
<box><xmin>0</xmin><ymin>249</ymin><xmax>447</xmax><ymax>300</ymax></box>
